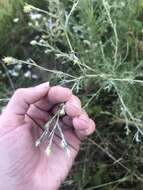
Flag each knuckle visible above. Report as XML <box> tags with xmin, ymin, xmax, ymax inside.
<box><xmin>72</xmin><ymin>95</ymin><xmax>81</xmax><ymax>102</ymax></box>
<box><xmin>14</xmin><ymin>88</ymin><xmax>25</xmax><ymax>96</ymax></box>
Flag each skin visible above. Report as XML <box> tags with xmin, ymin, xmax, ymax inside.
<box><xmin>0</xmin><ymin>82</ymin><xmax>95</xmax><ymax>190</ymax></box>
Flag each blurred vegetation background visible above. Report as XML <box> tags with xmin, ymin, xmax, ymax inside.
<box><xmin>1</xmin><ymin>0</ymin><xmax>143</xmax><ymax>189</ymax></box>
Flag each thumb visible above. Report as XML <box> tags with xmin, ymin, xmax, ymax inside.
<box><xmin>4</xmin><ymin>82</ymin><xmax>50</xmax><ymax>117</ymax></box>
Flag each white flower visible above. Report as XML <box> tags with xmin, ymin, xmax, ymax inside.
<box><xmin>66</xmin><ymin>148</ymin><xmax>71</xmax><ymax>158</ymax></box>
<box><xmin>32</xmin><ymin>74</ymin><xmax>38</xmax><ymax>79</ymax></box>
<box><xmin>11</xmin><ymin>71</ymin><xmax>19</xmax><ymax>77</ymax></box>
<box><xmin>2</xmin><ymin>57</ymin><xmax>15</xmax><ymax>64</ymax></box>
<box><xmin>44</xmin><ymin>49</ymin><xmax>49</xmax><ymax>54</ymax></box>
<box><xmin>29</xmin><ymin>12</ymin><xmax>42</xmax><ymax>20</ymax></box>
<box><xmin>45</xmin><ymin>146</ymin><xmax>51</xmax><ymax>156</ymax></box>
<box><xmin>43</xmin><ymin>17</ymin><xmax>47</xmax><ymax>21</ymax></box>
<box><xmin>39</xmin><ymin>39</ymin><xmax>45</xmax><ymax>44</ymax></box>
<box><xmin>13</xmin><ymin>18</ymin><xmax>19</xmax><ymax>23</ymax></box>
<box><xmin>27</xmin><ymin>64</ymin><xmax>32</xmax><ymax>69</ymax></box>
<box><xmin>41</xmin><ymin>35</ymin><xmax>47</xmax><ymax>39</ymax></box>
<box><xmin>134</xmin><ymin>131</ymin><xmax>141</xmax><ymax>143</ymax></box>
<box><xmin>14</xmin><ymin>63</ymin><xmax>22</xmax><ymax>70</ymax></box>
<box><xmin>30</xmin><ymin>40</ymin><xmax>37</xmax><ymax>46</ymax></box>
<box><xmin>24</xmin><ymin>71</ymin><xmax>31</xmax><ymax>78</ymax></box>
<box><xmin>59</xmin><ymin>107</ymin><xmax>65</xmax><ymax>117</ymax></box>
<box><xmin>120</xmin><ymin>2</ymin><xmax>125</xmax><ymax>7</ymax></box>
<box><xmin>60</xmin><ymin>140</ymin><xmax>66</xmax><ymax>148</ymax></box>
<box><xmin>28</xmin><ymin>22</ymin><xmax>33</xmax><ymax>27</ymax></box>
<box><xmin>23</xmin><ymin>4</ymin><xmax>34</xmax><ymax>13</ymax></box>
<box><xmin>60</xmin><ymin>140</ymin><xmax>70</xmax><ymax>157</ymax></box>
<box><xmin>35</xmin><ymin>21</ymin><xmax>39</xmax><ymax>27</ymax></box>
<box><xmin>35</xmin><ymin>139</ymin><xmax>41</xmax><ymax>147</ymax></box>
<box><xmin>15</xmin><ymin>64</ymin><xmax>22</xmax><ymax>70</ymax></box>
<box><xmin>83</xmin><ymin>40</ymin><xmax>91</xmax><ymax>46</ymax></box>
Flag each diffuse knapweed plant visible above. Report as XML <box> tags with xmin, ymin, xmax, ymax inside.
<box><xmin>34</xmin><ymin>103</ymin><xmax>71</xmax><ymax>157</ymax></box>
<box><xmin>3</xmin><ymin>0</ymin><xmax>143</xmax><ymax>147</ymax></box>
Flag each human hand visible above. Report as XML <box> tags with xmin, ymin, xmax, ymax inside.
<box><xmin>0</xmin><ymin>82</ymin><xmax>95</xmax><ymax>190</ymax></box>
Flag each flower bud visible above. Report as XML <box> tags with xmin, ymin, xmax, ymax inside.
<box><xmin>45</xmin><ymin>146</ymin><xmax>51</xmax><ymax>156</ymax></box>
<box><xmin>2</xmin><ymin>57</ymin><xmax>15</xmax><ymax>64</ymax></box>
<box><xmin>30</xmin><ymin>40</ymin><xmax>37</xmax><ymax>46</ymax></box>
<box><xmin>24</xmin><ymin>4</ymin><xmax>34</xmax><ymax>13</ymax></box>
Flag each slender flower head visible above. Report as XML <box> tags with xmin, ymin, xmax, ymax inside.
<box><xmin>30</xmin><ymin>40</ymin><xmax>37</xmax><ymax>46</ymax></box>
<box><xmin>24</xmin><ymin>4</ymin><xmax>34</xmax><ymax>13</ymax></box>
<box><xmin>45</xmin><ymin>146</ymin><xmax>51</xmax><ymax>156</ymax></box>
<box><xmin>2</xmin><ymin>57</ymin><xmax>15</xmax><ymax>65</ymax></box>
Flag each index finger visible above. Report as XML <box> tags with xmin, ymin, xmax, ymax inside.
<box><xmin>35</xmin><ymin>86</ymin><xmax>72</xmax><ymax>111</ymax></box>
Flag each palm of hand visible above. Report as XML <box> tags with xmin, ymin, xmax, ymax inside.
<box><xmin>0</xmin><ymin>83</ymin><xmax>95</xmax><ymax>190</ymax></box>
<box><xmin>25</xmin><ymin>112</ymin><xmax>81</xmax><ymax>190</ymax></box>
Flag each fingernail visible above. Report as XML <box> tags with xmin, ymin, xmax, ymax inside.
<box><xmin>79</xmin><ymin>114</ymin><xmax>89</xmax><ymax>120</ymax></box>
<box><xmin>68</xmin><ymin>102</ymin><xmax>81</xmax><ymax>116</ymax></box>
<box><xmin>70</xmin><ymin>102</ymin><xmax>81</xmax><ymax>109</ymax></box>
<box><xmin>37</xmin><ymin>82</ymin><xmax>50</xmax><ymax>89</ymax></box>
<box><xmin>79</xmin><ymin>118</ymin><xmax>89</xmax><ymax>128</ymax></box>
<box><xmin>76</xmin><ymin>117</ymin><xmax>89</xmax><ymax>130</ymax></box>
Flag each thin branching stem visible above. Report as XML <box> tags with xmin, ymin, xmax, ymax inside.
<box><xmin>88</xmin><ymin>138</ymin><xmax>143</xmax><ymax>183</ymax></box>
<box><xmin>65</xmin><ymin>0</ymin><xmax>80</xmax><ymax>29</ymax></box>
<box><xmin>102</xmin><ymin>0</ymin><xmax>119</xmax><ymax>66</ymax></box>
<box><xmin>1</xmin><ymin>61</ymin><xmax>15</xmax><ymax>91</ymax></box>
